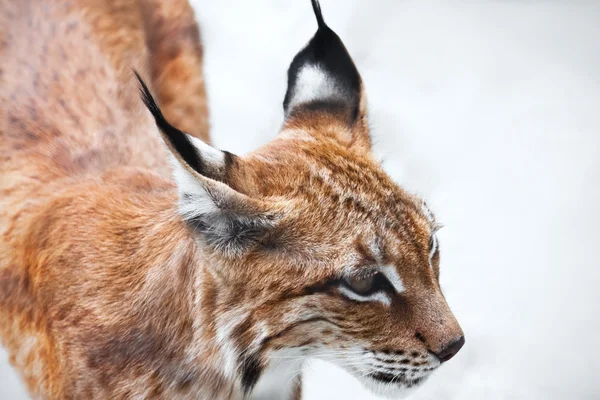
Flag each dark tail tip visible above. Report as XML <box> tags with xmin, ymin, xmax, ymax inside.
<box><xmin>311</xmin><ymin>0</ymin><xmax>326</xmax><ymax>29</ymax></box>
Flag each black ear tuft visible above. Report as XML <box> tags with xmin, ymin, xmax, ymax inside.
<box><xmin>311</xmin><ymin>0</ymin><xmax>326</xmax><ymax>29</ymax></box>
<box><xmin>283</xmin><ymin>0</ymin><xmax>361</xmax><ymax>122</ymax></box>
<box><xmin>135</xmin><ymin>71</ymin><xmax>206</xmax><ymax>175</ymax></box>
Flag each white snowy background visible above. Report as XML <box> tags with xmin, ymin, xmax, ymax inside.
<box><xmin>1</xmin><ymin>0</ymin><xmax>599</xmax><ymax>399</ymax></box>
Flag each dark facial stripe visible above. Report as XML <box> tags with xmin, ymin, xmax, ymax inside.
<box><xmin>278</xmin><ymin>278</ymin><xmax>337</xmax><ymax>302</ymax></box>
<box><xmin>239</xmin><ymin>353</ymin><xmax>263</xmax><ymax>394</ymax></box>
<box><xmin>237</xmin><ymin>316</ymin><xmax>337</xmax><ymax>395</ymax></box>
<box><xmin>260</xmin><ymin>317</ymin><xmax>338</xmax><ymax>348</ymax></box>
<box><xmin>278</xmin><ymin>275</ymin><xmax>394</xmax><ymax>308</ymax></box>
<box><xmin>228</xmin><ymin>314</ymin><xmax>263</xmax><ymax>394</ymax></box>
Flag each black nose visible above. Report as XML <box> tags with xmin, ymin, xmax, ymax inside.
<box><xmin>435</xmin><ymin>336</ymin><xmax>465</xmax><ymax>363</ymax></box>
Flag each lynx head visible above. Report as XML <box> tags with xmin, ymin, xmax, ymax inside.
<box><xmin>137</xmin><ymin>0</ymin><xmax>463</xmax><ymax>397</ymax></box>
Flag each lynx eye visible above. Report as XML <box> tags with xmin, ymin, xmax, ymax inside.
<box><xmin>344</xmin><ymin>273</ymin><xmax>377</xmax><ymax>295</ymax></box>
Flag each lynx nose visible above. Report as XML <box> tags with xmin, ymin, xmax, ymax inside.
<box><xmin>435</xmin><ymin>336</ymin><xmax>465</xmax><ymax>363</ymax></box>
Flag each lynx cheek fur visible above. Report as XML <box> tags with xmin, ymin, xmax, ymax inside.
<box><xmin>0</xmin><ymin>0</ymin><xmax>464</xmax><ymax>399</ymax></box>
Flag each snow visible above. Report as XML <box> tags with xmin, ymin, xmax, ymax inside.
<box><xmin>2</xmin><ymin>1</ymin><xmax>599</xmax><ymax>399</ymax></box>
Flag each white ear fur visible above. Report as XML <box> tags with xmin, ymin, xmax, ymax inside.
<box><xmin>171</xmin><ymin>156</ymin><xmax>220</xmax><ymax>220</ymax></box>
<box><xmin>166</xmin><ymin>133</ymin><xmax>226</xmax><ymax>220</ymax></box>
<box><xmin>285</xmin><ymin>64</ymin><xmax>347</xmax><ymax>116</ymax></box>
<box><xmin>187</xmin><ymin>135</ymin><xmax>225</xmax><ymax>166</ymax></box>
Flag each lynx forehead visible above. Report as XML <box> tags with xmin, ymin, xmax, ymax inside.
<box><xmin>0</xmin><ymin>0</ymin><xmax>463</xmax><ymax>399</ymax></box>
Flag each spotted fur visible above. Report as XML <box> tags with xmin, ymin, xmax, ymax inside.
<box><xmin>0</xmin><ymin>0</ymin><xmax>463</xmax><ymax>399</ymax></box>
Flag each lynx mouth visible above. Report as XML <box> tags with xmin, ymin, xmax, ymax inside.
<box><xmin>369</xmin><ymin>372</ymin><xmax>426</xmax><ymax>388</ymax></box>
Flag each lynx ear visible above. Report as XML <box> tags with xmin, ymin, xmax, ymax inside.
<box><xmin>136</xmin><ymin>73</ymin><xmax>275</xmax><ymax>255</ymax></box>
<box><xmin>283</xmin><ymin>0</ymin><xmax>370</xmax><ymax>148</ymax></box>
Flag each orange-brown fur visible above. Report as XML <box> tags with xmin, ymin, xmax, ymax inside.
<box><xmin>0</xmin><ymin>1</ymin><xmax>463</xmax><ymax>399</ymax></box>
<box><xmin>0</xmin><ymin>0</ymin><xmax>213</xmax><ymax>398</ymax></box>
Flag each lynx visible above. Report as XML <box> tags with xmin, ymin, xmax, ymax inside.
<box><xmin>0</xmin><ymin>0</ymin><xmax>464</xmax><ymax>398</ymax></box>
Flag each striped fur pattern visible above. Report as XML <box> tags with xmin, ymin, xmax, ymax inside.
<box><xmin>0</xmin><ymin>0</ymin><xmax>463</xmax><ymax>399</ymax></box>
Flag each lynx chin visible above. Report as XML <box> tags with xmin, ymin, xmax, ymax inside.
<box><xmin>0</xmin><ymin>0</ymin><xmax>464</xmax><ymax>398</ymax></box>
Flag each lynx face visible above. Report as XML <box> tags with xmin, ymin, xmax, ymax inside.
<box><xmin>139</xmin><ymin>1</ymin><xmax>463</xmax><ymax>397</ymax></box>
